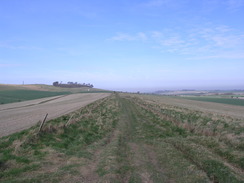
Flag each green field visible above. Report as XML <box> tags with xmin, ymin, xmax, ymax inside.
<box><xmin>0</xmin><ymin>84</ymin><xmax>111</xmax><ymax>104</ymax></box>
<box><xmin>0</xmin><ymin>90</ymin><xmax>71</xmax><ymax>104</ymax></box>
<box><xmin>0</xmin><ymin>94</ymin><xmax>243</xmax><ymax>182</ymax></box>
<box><xmin>183</xmin><ymin>96</ymin><xmax>244</xmax><ymax>106</ymax></box>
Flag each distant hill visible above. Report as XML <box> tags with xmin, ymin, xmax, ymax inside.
<box><xmin>0</xmin><ymin>84</ymin><xmax>109</xmax><ymax>93</ymax></box>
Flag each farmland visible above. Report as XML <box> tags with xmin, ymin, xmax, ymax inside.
<box><xmin>0</xmin><ymin>93</ymin><xmax>244</xmax><ymax>182</ymax></box>
<box><xmin>0</xmin><ymin>90</ymin><xmax>70</xmax><ymax>104</ymax></box>
<box><xmin>0</xmin><ymin>93</ymin><xmax>110</xmax><ymax>137</ymax></box>
<box><xmin>182</xmin><ymin>96</ymin><xmax>244</xmax><ymax>106</ymax></box>
<box><xmin>0</xmin><ymin>84</ymin><xmax>107</xmax><ymax>92</ymax></box>
<box><xmin>0</xmin><ymin>84</ymin><xmax>111</xmax><ymax>104</ymax></box>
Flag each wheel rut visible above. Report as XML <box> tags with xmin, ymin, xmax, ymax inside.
<box><xmin>116</xmin><ymin>97</ymin><xmax>171</xmax><ymax>183</ymax></box>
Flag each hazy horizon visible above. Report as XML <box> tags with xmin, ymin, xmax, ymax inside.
<box><xmin>1</xmin><ymin>82</ymin><xmax>244</xmax><ymax>93</ymax></box>
<box><xmin>1</xmin><ymin>0</ymin><xmax>244</xmax><ymax>91</ymax></box>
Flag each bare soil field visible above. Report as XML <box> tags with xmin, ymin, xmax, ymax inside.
<box><xmin>134</xmin><ymin>95</ymin><xmax>244</xmax><ymax>119</ymax></box>
<box><xmin>0</xmin><ymin>93</ymin><xmax>110</xmax><ymax>137</ymax></box>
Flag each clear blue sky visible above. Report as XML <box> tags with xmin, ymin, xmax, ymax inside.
<box><xmin>0</xmin><ymin>0</ymin><xmax>244</xmax><ymax>91</ymax></box>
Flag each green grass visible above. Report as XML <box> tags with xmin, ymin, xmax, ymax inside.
<box><xmin>0</xmin><ymin>90</ymin><xmax>71</xmax><ymax>104</ymax></box>
<box><xmin>27</xmin><ymin>97</ymin><xmax>119</xmax><ymax>156</ymax></box>
<box><xmin>0</xmin><ymin>84</ymin><xmax>112</xmax><ymax>104</ymax></box>
<box><xmin>1</xmin><ymin>94</ymin><xmax>243</xmax><ymax>182</ymax></box>
<box><xmin>0</xmin><ymin>95</ymin><xmax>119</xmax><ymax>182</ymax></box>
<box><xmin>129</xmin><ymin>95</ymin><xmax>244</xmax><ymax>182</ymax></box>
<box><xmin>29</xmin><ymin>84</ymin><xmax>110</xmax><ymax>93</ymax></box>
<box><xmin>183</xmin><ymin>96</ymin><xmax>244</xmax><ymax>106</ymax></box>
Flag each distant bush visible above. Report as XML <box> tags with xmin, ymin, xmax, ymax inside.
<box><xmin>53</xmin><ymin>81</ymin><xmax>94</xmax><ymax>88</ymax></box>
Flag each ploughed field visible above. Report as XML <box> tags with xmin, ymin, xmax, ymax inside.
<box><xmin>0</xmin><ymin>93</ymin><xmax>244</xmax><ymax>182</ymax></box>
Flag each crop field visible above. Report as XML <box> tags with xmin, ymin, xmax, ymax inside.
<box><xmin>0</xmin><ymin>93</ymin><xmax>110</xmax><ymax>137</ymax></box>
<box><xmin>140</xmin><ymin>95</ymin><xmax>244</xmax><ymax>119</ymax></box>
<box><xmin>0</xmin><ymin>93</ymin><xmax>244</xmax><ymax>182</ymax></box>
<box><xmin>0</xmin><ymin>84</ymin><xmax>107</xmax><ymax>92</ymax></box>
<box><xmin>0</xmin><ymin>84</ymin><xmax>111</xmax><ymax>104</ymax></box>
<box><xmin>0</xmin><ymin>90</ymin><xmax>71</xmax><ymax>104</ymax></box>
<box><xmin>181</xmin><ymin>96</ymin><xmax>244</xmax><ymax>106</ymax></box>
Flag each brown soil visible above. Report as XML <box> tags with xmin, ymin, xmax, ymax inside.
<box><xmin>0</xmin><ymin>93</ymin><xmax>110</xmax><ymax>137</ymax></box>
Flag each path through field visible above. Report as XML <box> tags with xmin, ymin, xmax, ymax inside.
<box><xmin>0</xmin><ymin>94</ymin><xmax>243</xmax><ymax>182</ymax></box>
<box><xmin>80</xmin><ymin>95</ymin><xmax>243</xmax><ymax>183</ymax></box>
<box><xmin>0</xmin><ymin>93</ymin><xmax>110</xmax><ymax>137</ymax></box>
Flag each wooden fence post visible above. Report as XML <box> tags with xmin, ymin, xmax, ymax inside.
<box><xmin>38</xmin><ymin>113</ymin><xmax>48</xmax><ymax>133</ymax></box>
<box><xmin>65</xmin><ymin>114</ymin><xmax>74</xmax><ymax>127</ymax></box>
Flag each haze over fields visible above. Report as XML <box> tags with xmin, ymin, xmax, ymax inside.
<box><xmin>0</xmin><ymin>0</ymin><xmax>244</xmax><ymax>91</ymax></box>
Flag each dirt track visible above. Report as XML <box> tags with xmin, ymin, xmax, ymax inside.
<box><xmin>0</xmin><ymin>93</ymin><xmax>110</xmax><ymax>137</ymax></box>
<box><xmin>1</xmin><ymin>94</ymin><xmax>243</xmax><ymax>182</ymax></box>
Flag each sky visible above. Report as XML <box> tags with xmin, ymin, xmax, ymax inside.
<box><xmin>0</xmin><ymin>0</ymin><xmax>244</xmax><ymax>91</ymax></box>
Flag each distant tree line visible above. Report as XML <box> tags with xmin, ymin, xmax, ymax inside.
<box><xmin>53</xmin><ymin>81</ymin><xmax>94</xmax><ymax>88</ymax></box>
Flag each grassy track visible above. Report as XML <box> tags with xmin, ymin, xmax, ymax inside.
<box><xmin>0</xmin><ymin>94</ymin><xmax>243</xmax><ymax>182</ymax></box>
<box><xmin>183</xmin><ymin>96</ymin><xmax>244</xmax><ymax>106</ymax></box>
